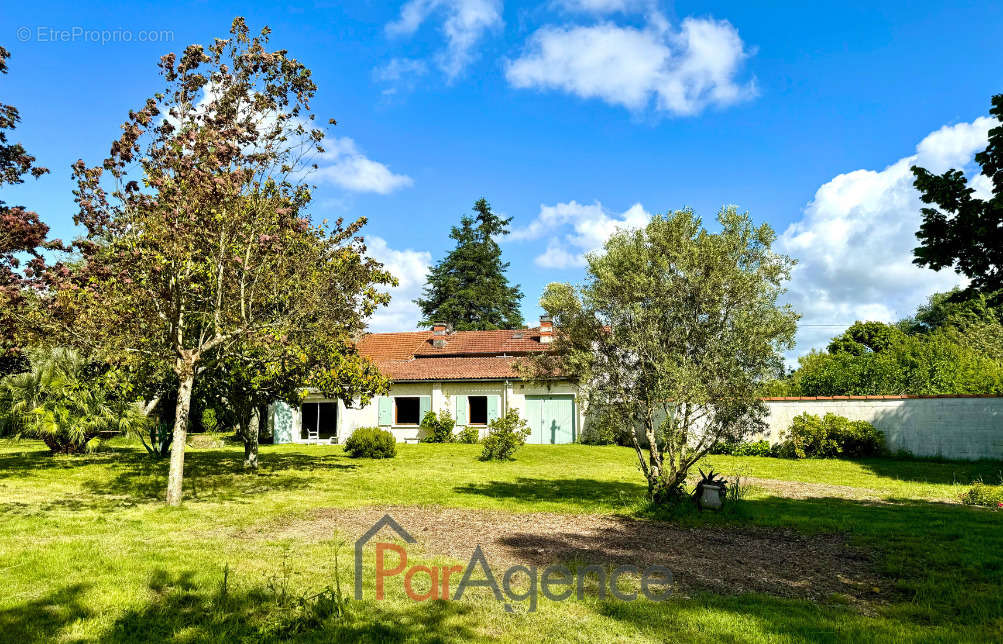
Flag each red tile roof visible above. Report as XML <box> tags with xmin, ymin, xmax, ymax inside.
<box><xmin>374</xmin><ymin>357</ymin><xmax>527</xmax><ymax>381</ymax></box>
<box><xmin>357</xmin><ymin>328</ymin><xmax>551</xmax><ymax>381</ymax></box>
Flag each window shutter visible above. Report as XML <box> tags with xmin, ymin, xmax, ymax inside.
<box><xmin>419</xmin><ymin>396</ymin><xmax>431</xmax><ymax>420</ymax></box>
<box><xmin>378</xmin><ymin>397</ymin><xmax>392</xmax><ymax>426</ymax></box>
<box><xmin>455</xmin><ymin>395</ymin><xmax>467</xmax><ymax>425</ymax></box>
<box><xmin>487</xmin><ymin>395</ymin><xmax>500</xmax><ymax>423</ymax></box>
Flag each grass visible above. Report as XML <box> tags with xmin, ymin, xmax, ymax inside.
<box><xmin>1</xmin><ymin>438</ymin><xmax>1001</xmax><ymax>642</ymax></box>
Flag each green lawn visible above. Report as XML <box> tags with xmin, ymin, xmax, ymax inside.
<box><xmin>1</xmin><ymin>438</ymin><xmax>1001</xmax><ymax>642</ymax></box>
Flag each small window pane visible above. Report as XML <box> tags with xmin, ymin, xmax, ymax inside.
<box><xmin>468</xmin><ymin>396</ymin><xmax>487</xmax><ymax>425</ymax></box>
<box><xmin>395</xmin><ymin>397</ymin><xmax>420</xmax><ymax>425</ymax></box>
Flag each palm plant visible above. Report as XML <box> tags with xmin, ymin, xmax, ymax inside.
<box><xmin>0</xmin><ymin>347</ymin><xmax>146</xmax><ymax>454</ymax></box>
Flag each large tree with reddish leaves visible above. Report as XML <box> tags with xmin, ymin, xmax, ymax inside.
<box><xmin>0</xmin><ymin>45</ymin><xmax>63</xmax><ymax>372</ymax></box>
<box><xmin>62</xmin><ymin>20</ymin><xmax>394</xmax><ymax>505</ymax></box>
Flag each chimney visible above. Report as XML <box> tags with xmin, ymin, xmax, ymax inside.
<box><xmin>539</xmin><ymin>315</ymin><xmax>553</xmax><ymax>344</ymax></box>
<box><xmin>432</xmin><ymin>322</ymin><xmax>449</xmax><ymax>348</ymax></box>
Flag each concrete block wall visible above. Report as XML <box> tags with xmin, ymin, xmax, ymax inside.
<box><xmin>760</xmin><ymin>396</ymin><xmax>1003</xmax><ymax>461</ymax></box>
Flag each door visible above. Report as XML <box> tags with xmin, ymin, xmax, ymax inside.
<box><xmin>525</xmin><ymin>395</ymin><xmax>575</xmax><ymax>444</ymax></box>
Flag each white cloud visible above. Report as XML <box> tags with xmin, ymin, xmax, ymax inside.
<box><xmin>505</xmin><ymin>16</ymin><xmax>755</xmax><ymax>115</ymax></box>
<box><xmin>365</xmin><ymin>236</ymin><xmax>432</xmax><ymax>332</ymax></box>
<box><xmin>373</xmin><ymin>57</ymin><xmax>429</xmax><ymax>96</ymax></box>
<box><xmin>552</xmin><ymin>0</ymin><xmax>649</xmax><ymax>13</ymax></box>
<box><xmin>778</xmin><ymin>117</ymin><xmax>996</xmax><ymax>359</ymax></box>
<box><xmin>314</xmin><ymin>137</ymin><xmax>414</xmax><ymax>194</ymax></box>
<box><xmin>386</xmin><ymin>0</ymin><xmax>503</xmax><ymax>80</ymax></box>
<box><xmin>511</xmin><ymin>200</ymin><xmax>652</xmax><ymax>268</ymax></box>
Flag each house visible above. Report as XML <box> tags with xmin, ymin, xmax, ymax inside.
<box><xmin>270</xmin><ymin>316</ymin><xmax>583</xmax><ymax>444</ymax></box>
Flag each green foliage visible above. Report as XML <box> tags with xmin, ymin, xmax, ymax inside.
<box><xmin>710</xmin><ymin>439</ymin><xmax>773</xmax><ymax>457</ymax></box>
<box><xmin>579</xmin><ymin>408</ymin><xmax>632</xmax><ymax>446</ymax></box>
<box><xmin>777</xmin><ymin>294</ymin><xmax>1003</xmax><ymax>397</ymax></box>
<box><xmin>827</xmin><ymin>321</ymin><xmax>904</xmax><ymax>355</ymax></box>
<box><xmin>419</xmin><ymin>409</ymin><xmax>455</xmax><ymax>443</ymax></box>
<box><xmin>343</xmin><ymin>427</ymin><xmax>396</xmax><ymax>459</ymax></box>
<box><xmin>0</xmin><ymin>346</ymin><xmax>147</xmax><ymax>454</ymax></box>
<box><xmin>529</xmin><ymin>207</ymin><xmax>798</xmax><ymax>503</ymax></box>
<box><xmin>479</xmin><ymin>409</ymin><xmax>531</xmax><ymax>461</ymax></box>
<box><xmin>456</xmin><ymin>426</ymin><xmax>480</xmax><ymax>444</ymax></box>
<box><xmin>416</xmin><ymin>198</ymin><xmax>524</xmax><ymax>330</ymax></box>
<box><xmin>959</xmin><ymin>481</ymin><xmax>1003</xmax><ymax>507</ymax></box>
<box><xmin>911</xmin><ymin>94</ymin><xmax>1003</xmax><ymax>295</ymax></box>
<box><xmin>776</xmin><ymin>413</ymin><xmax>885</xmax><ymax>459</ymax></box>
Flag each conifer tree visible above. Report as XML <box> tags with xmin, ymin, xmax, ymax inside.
<box><xmin>417</xmin><ymin>198</ymin><xmax>524</xmax><ymax>330</ymax></box>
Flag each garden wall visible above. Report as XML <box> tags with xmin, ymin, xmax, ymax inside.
<box><xmin>759</xmin><ymin>396</ymin><xmax>1003</xmax><ymax>461</ymax></box>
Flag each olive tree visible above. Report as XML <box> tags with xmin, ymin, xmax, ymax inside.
<box><xmin>530</xmin><ymin>208</ymin><xmax>798</xmax><ymax>504</ymax></box>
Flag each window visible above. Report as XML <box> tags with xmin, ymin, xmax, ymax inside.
<box><xmin>468</xmin><ymin>396</ymin><xmax>488</xmax><ymax>425</ymax></box>
<box><xmin>301</xmin><ymin>402</ymin><xmax>337</xmax><ymax>439</ymax></box>
<box><xmin>395</xmin><ymin>397</ymin><xmax>420</xmax><ymax>425</ymax></box>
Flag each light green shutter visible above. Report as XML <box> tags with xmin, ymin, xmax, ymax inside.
<box><xmin>419</xmin><ymin>395</ymin><xmax>431</xmax><ymax>420</ymax></box>
<box><xmin>487</xmin><ymin>395</ymin><xmax>500</xmax><ymax>423</ymax></box>
<box><xmin>455</xmin><ymin>396</ymin><xmax>467</xmax><ymax>425</ymax></box>
<box><xmin>378</xmin><ymin>397</ymin><xmax>392</xmax><ymax>426</ymax></box>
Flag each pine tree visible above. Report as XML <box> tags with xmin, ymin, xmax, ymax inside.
<box><xmin>417</xmin><ymin>198</ymin><xmax>524</xmax><ymax>330</ymax></box>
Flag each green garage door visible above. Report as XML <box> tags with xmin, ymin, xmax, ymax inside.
<box><xmin>525</xmin><ymin>395</ymin><xmax>575</xmax><ymax>444</ymax></box>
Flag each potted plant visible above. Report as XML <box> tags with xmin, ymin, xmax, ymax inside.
<box><xmin>694</xmin><ymin>468</ymin><xmax>727</xmax><ymax>511</ymax></box>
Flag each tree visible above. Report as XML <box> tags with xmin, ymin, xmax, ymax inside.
<box><xmin>827</xmin><ymin>321</ymin><xmax>904</xmax><ymax>355</ymax></box>
<box><xmin>60</xmin><ymin>19</ymin><xmax>394</xmax><ymax>504</ymax></box>
<box><xmin>911</xmin><ymin>94</ymin><xmax>1003</xmax><ymax>295</ymax></box>
<box><xmin>417</xmin><ymin>198</ymin><xmax>524</xmax><ymax>330</ymax></box>
<box><xmin>529</xmin><ymin>208</ymin><xmax>798</xmax><ymax>504</ymax></box>
<box><xmin>0</xmin><ymin>347</ymin><xmax>146</xmax><ymax>454</ymax></box>
<box><xmin>0</xmin><ymin>46</ymin><xmax>63</xmax><ymax>372</ymax></box>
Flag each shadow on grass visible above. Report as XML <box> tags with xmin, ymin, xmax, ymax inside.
<box><xmin>0</xmin><ymin>444</ymin><xmax>358</xmax><ymax>507</ymax></box>
<box><xmin>0</xmin><ymin>583</ymin><xmax>93</xmax><ymax>642</ymax></box>
<box><xmin>454</xmin><ymin>477</ymin><xmax>647</xmax><ymax>505</ymax></box>
<box><xmin>856</xmin><ymin>457</ymin><xmax>1003</xmax><ymax>487</ymax></box>
<box><xmin>102</xmin><ymin>568</ymin><xmax>477</xmax><ymax>643</ymax></box>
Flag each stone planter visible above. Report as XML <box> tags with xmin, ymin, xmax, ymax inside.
<box><xmin>698</xmin><ymin>484</ymin><xmax>724</xmax><ymax>511</ymax></box>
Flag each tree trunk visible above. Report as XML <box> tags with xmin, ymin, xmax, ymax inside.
<box><xmin>165</xmin><ymin>366</ymin><xmax>196</xmax><ymax>506</ymax></box>
<box><xmin>243</xmin><ymin>407</ymin><xmax>260</xmax><ymax>470</ymax></box>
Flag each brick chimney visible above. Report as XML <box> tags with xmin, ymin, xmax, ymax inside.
<box><xmin>539</xmin><ymin>315</ymin><xmax>553</xmax><ymax>344</ymax></box>
<box><xmin>432</xmin><ymin>322</ymin><xmax>449</xmax><ymax>348</ymax></box>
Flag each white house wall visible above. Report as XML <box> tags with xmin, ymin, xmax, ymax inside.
<box><xmin>285</xmin><ymin>379</ymin><xmax>584</xmax><ymax>444</ymax></box>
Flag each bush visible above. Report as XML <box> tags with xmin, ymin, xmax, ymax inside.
<box><xmin>960</xmin><ymin>481</ymin><xmax>1003</xmax><ymax>507</ymax></box>
<box><xmin>456</xmin><ymin>426</ymin><xmax>480</xmax><ymax>444</ymax></box>
<box><xmin>344</xmin><ymin>427</ymin><xmax>396</xmax><ymax>459</ymax></box>
<box><xmin>776</xmin><ymin>413</ymin><xmax>885</xmax><ymax>459</ymax></box>
<box><xmin>479</xmin><ymin>409</ymin><xmax>531</xmax><ymax>461</ymax></box>
<box><xmin>0</xmin><ymin>347</ymin><xmax>146</xmax><ymax>454</ymax></box>
<box><xmin>709</xmin><ymin>439</ymin><xmax>772</xmax><ymax>457</ymax></box>
<box><xmin>419</xmin><ymin>409</ymin><xmax>455</xmax><ymax>443</ymax></box>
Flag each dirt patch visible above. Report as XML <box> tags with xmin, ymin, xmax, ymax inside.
<box><xmin>245</xmin><ymin>505</ymin><xmax>884</xmax><ymax>603</ymax></box>
<box><xmin>744</xmin><ymin>477</ymin><xmax>888</xmax><ymax>502</ymax></box>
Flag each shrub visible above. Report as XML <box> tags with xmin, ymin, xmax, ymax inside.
<box><xmin>0</xmin><ymin>347</ymin><xmax>146</xmax><ymax>454</ymax></box>
<box><xmin>419</xmin><ymin>409</ymin><xmax>455</xmax><ymax>443</ymax></box>
<box><xmin>960</xmin><ymin>481</ymin><xmax>1003</xmax><ymax>507</ymax></box>
<box><xmin>456</xmin><ymin>426</ymin><xmax>480</xmax><ymax>444</ymax></box>
<box><xmin>479</xmin><ymin>409</ymin><xmax>530</xmax><ymax>461</ymax></box>
<box><xmin>777</xmin><ymin>412</ymin><xmax>885</xmax><ymax>458</ymax></box>
<box><xmin>579</xmin><ymin>408</ymin><xmax>632</xmax><ymax>446</ymax></box>
<box><xmin>709</xmin><ymin>439</ymin><xmax>772</xmax><ymax>457</ymax></box>
<box><xmin>344</xmin><ymin>427</ymin><xmax>396</xmax><ymax>459</ymax></box>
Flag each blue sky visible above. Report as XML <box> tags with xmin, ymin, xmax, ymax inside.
<box><xmin>3</xmin><ymin>1</ymin><xmax>1002</xmax><ymax>358</ymax></box>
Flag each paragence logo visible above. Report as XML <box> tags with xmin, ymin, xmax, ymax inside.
<box><xmin>354</xmin><ymin>514</ymin><xmax>672</xmax><ymax>612</ymax></box>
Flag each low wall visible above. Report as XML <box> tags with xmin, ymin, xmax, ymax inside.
<box><xmin>760</xmin><ymin>396</ymin><xmax>1003</xmax><ymax>461</ymax></box>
